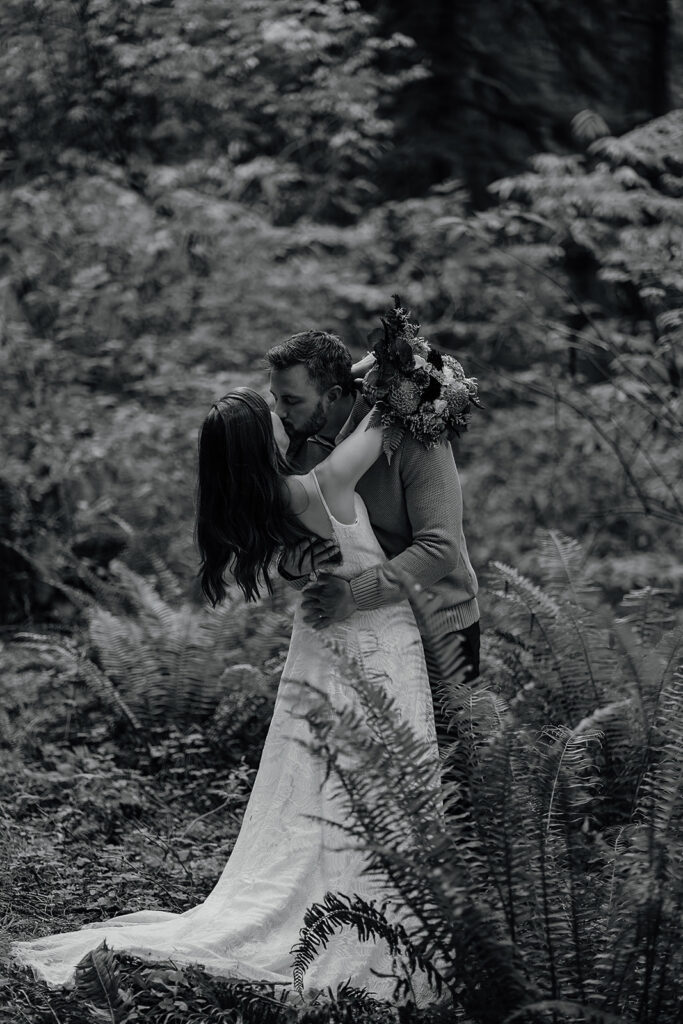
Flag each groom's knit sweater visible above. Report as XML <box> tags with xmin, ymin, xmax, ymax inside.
<box><xmin>289</xmin><ymin>395</ymin><xmax>479</xmax><ymax>635</ymax></box>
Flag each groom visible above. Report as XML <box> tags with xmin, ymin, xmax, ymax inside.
<box><xmin>267</xmin><ymin>330</ymin><xmax>480</xmax><ymax>702</ymax></box>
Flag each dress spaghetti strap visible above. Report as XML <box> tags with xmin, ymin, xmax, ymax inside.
<box><xmin>310</xmin><ymin>469</ymin><xmax>358</xmax><ymax>528</ymax></box>
<box><xmin>310</xmin><ymin>468</ymin><xmax>334</xmax><ymax>520</ymax></box>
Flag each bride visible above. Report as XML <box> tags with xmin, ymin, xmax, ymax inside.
<box><xmin>12</xmin><ymin>387</ymin><xmax>440</xmax><ymax>1000</ymax></box>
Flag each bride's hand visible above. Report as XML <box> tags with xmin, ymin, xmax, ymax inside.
<box><xmin>350</xmin><ymin>352</ymin><xmax>376</xmax><ymax>378</ymax></box>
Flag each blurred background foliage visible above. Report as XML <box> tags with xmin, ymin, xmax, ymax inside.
<box><xmin>1</xmin><ymin>0</ymin><xmax>681</xmax><ymax>626</ymax></box>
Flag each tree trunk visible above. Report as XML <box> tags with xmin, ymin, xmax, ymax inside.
<box><xmin>362</xmin><ymin>0</ymin><xmax>679</xmax><ymax>201</ymax></box>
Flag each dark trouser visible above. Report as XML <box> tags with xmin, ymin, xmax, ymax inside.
<box><xmin>422</xmin><ymin>619</ymin><xmax>481</xmax><ymax>755</ymax></box>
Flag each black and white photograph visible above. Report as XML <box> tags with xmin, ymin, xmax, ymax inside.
<box><xmin>1</xmin><ymin>2</ymin><xmax>682</xmax><ymax>1021</ymax></box>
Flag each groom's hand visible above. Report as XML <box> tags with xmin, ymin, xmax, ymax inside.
<box><xmin>302</xmin><ymin>577</ymin><xmax>355</xmax><ymax>629</ymax></box>
<box><xmin>280</xmin><ymin>537</ymin><xmax>340</xmax><ymax>581</ymax></box>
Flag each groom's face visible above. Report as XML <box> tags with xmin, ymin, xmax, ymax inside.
<box><xmin>269</xmin><ymin>364</ymin><xmax>328</xmax><ymax>443</ymax></box>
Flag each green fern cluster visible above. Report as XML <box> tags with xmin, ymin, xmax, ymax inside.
<box><xmin>486</xmin><ymin>532</ymin><xmax>683</xmax><ymax>826</ymax></box>
<box><xmin>486</xmin><ymin>531</ymin><xmax>613</xmax><ymax>724</ymax></box>
<box><xmin>291</xmin><ymin>532</ymin><xmax>683</xmax><ymax>1022</ymax></box>
<box><xmin>14</xmin><ymin>561</ymin><xmax>295</xmax><ymax>733</ymax></box>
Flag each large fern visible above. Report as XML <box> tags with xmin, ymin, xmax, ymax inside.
<box><xmin>488</xmin><ymin>532</ymin><xmax>628</xmax><ymax>726</ymax></box>
<box><xmin>292</xmin><ymin>533</ymin><xmax>683</xmax><ymax>1022</ymax></box>
<box><xmin>14</xmin><ymin>560</ymin><xmax>295</xmax><ymax>731</ymax></box>
<box><xmin>293</xmin><ymin>669</ymin><xmax>535</xmax><ymax>1020</ymax></box>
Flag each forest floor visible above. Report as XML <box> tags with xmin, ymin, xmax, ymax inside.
<box><xmin>0</xmin><ymin>640</ymin><xmax>261</xmax><ymax>1022</ymax></box>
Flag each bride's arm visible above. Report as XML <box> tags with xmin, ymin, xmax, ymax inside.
<box><xmin>316</xmin><ymin>410</ymin><xmax>382</xmax><ymax>492</ymax></box>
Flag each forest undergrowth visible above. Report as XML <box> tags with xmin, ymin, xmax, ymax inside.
<box><xmin>1</xmin><ymin>538</ymin><xmax>682</xmax><ymax>1022</ymax></box>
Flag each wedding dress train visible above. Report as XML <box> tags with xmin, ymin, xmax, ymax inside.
<box><xmin>12</xmin><ymin>481</ymin><xmax>440</xmax><ymax>1001</ymax></box>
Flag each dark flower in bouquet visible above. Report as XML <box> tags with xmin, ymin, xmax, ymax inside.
<box><xmin>363</xmin><ymin>296</ymin><xmax>481</xmax><ymax>462</ymax></box>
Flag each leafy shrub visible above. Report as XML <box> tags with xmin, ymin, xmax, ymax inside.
<box><xmin>341</xmin><ymin>113</ymin><xmax>683</xmax><ymax>597</ymax></box>
<box><xmin>0</xmin><ymin>0</ymin><xmax>423</xmax><ymax>222</ymax></box>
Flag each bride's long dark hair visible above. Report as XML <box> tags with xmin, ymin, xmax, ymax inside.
<box><xmin>196</xmin><ymin>388</ymin><xmax>307</xmax><ymax>605</ymax></box>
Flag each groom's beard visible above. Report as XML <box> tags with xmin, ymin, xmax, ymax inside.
<box><xmin>285</xmin><ymin>399</ymin><xmax>327</xmax><ymax>445</ymax></box>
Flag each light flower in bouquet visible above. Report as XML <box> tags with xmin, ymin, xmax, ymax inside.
<box><xmin>362</xmin><ymin>296</ymin><xmax>481</xmax><ymax>462</ymax></box>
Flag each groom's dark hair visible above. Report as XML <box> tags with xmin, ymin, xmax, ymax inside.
<box><xmin>266</xmin><ymin>331</ymin><xmax>354</xmax><ymax>396</ymax></box>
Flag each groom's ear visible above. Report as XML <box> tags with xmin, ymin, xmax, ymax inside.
<box><xmin>323</xmin><ymin>384</ymin><xmax>343</xmax><ymax>407</ymax></box>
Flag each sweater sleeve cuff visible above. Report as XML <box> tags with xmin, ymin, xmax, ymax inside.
<box><xmin>349</xmin><ymin>569</ymin><xmax>381</xmax><ymax>610</ymax></box>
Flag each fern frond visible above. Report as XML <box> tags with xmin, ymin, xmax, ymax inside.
<box><xmin>73</xmin><ymin>941</ymin><xmax>132</xmax><ymax>1023</ymax></box>
<box><xmin>295</xmin><ymin>670</ymin><xmax>537</xmax><ymax>1018</ymax></box>
<box><xmin>146</xmin><ymin>552</ymin><xmax>185</xmax><ymax>605</ymax></box>
<box><xmin>383</xmin><ymin>421</ymin><xmax>406</xmax><ymax>465</ymax></box>
<box><xmin>636</xmin><ymin>667</ymin><xmax>683</xmax><ymax>839</ymax></box>
<box><xmin>535</xmin><ymin>726</ymin><xmax>601</xmax><ymax>836</ymax></box>
<box><xmin>490</xmin><ymin>545</ymin><xmax>614</xmax><ymax>721</ymax></box>
<box><xmin>85</xmin><ymin>567</ymin><xmax>287</xmax><ymax>728</ymax></box>
<box><xmin>594</xmin><ymin>820</ymin><xmax>683</xmax><ymax>1018</ymax></box>
<box><xmin>367</xmin><ymin>406</ymin><xmax>383</xmax><ymax>430</ymax></box>
<box><xmin>589</xmin><ymin>109</ymin><xmax>683</xmax><ymax>177</ymax></box>
<box><xmin>435</xmin><ymin>678</ymin><xmax>508</xmax><ymax>740</ymax></box>
<box><xmin>13</xmin><ymin>633</ymin><xmax>142</xmax><ymax>731</ymax></box>
<box><xmin>592</xmin><ymin>658</ymin><xmax>683</xmax><ymax>1014</ymax></box>
<box><xmin>290</xmin><ymin>891</ymin><xmax>445</xmax><ymax>999</ymax></box>
<box><xmin>489</xmin><ymin>561</ymin><xmax>562</xmax><ymax>622</ymax></box>
<box><xmin>538</xmin><ymin>531</ymin><xmax>596</xmax><ymax>605</ymax></box>
<box><xmin>15</xmin><ymin>560</ymin><xmax>290</xmax><ymax>732</ymax></box>
<box><xmin>571</xmin><ymin>109</ymin><xmax>611</xmax><ymax>147</ymax></box>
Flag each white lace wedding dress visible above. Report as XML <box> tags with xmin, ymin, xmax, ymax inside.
<box><xmin>12</xmin><ymin>479</ymin><xmax>440</xmax><ymax>1001</ymax></box>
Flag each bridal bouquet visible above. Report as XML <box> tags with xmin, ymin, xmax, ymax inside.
<box><xmin>363</xmin><ymin>296</ymin><xmax>481</xmax><ymax>462</ymax></box>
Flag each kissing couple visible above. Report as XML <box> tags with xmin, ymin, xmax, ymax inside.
<box><xmin>13</xmin><ymin>320</ymin><xmax>480</xmax><ymax>1003</ymax></box>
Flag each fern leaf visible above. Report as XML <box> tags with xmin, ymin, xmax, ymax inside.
<box><xmin>13</xmin><ymin>633</ymin><xmax>143</xmax><ymax>731</ymax></box>
<box><xmin>489</xmin><ymin>561</ymin><xmax>561</xmax><ymax>621</ymax></box>
<box><xmin>618</xmin><ymin>586</ymin><xmax>677</xmax><ymax>648</ymax></box>
<box><xmin>538</xmin><ymin>531</ymin><xmax>595</xmax><ymax>604</ymax></box>
<box><xmin>536</xmin><ymin>726</ymin><xmax>601</xmax><ymax>836</ymax></box>
<box><xmin>367</xmin><ymin>406</ymin><xmax>383</xmax><ymax>430</ymax></box>
<box><xmin>75</xmin><ymin>564</ymin><xmax>284</xmax><ymax>729</ymax></box>
<box><xmin>636</xmin><ymin>666</ymin><xmax>683</xmax><ymax>838</ymax></box>
<box><xmin>77</xmin><ymin>657</ymin><xmax>143</xmax><ymax>732</ymax></box>
<box><xmin>290</xmin><ymin>891</ymin><xmax>443</xmax><ymax>998</ymax></box>
<box><xmin>382</xmin><ymin>421</ymin><xmax>405</xmax><ymax>464</ymax></box>
<box><xmin>73</xmin><ymin>941</ymin><xmax>132</xmax><ymax>1023</ymax></box>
